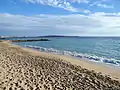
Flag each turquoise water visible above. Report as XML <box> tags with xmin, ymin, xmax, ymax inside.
<box><xmin>10</xmin><ymin>37</ymin><xmax>120</xmax><ymax>66</ymax></box>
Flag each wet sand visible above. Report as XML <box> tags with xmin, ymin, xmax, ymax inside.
<box><xmin>0</xmin><ymin>41</ymin><xmax>120</xmax><ymax>90</ymax></box>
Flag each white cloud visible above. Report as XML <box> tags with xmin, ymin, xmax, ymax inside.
<box><xmin>91</xmin><ymin>12</ymin><xmax>120</xmax><ymax>16</ymax></box>
<box><xmin>97</xmin><ymin>4</ymin><xmax>113</xmax><ymax>8</ymax></box>
<box><xmin>23</xmin><ymin>0</ymin><xmax>76</xmax><ymax>12</ymax></box>
<box><xmin>70</xmin><ymin>0</ymin><xmax>89</xmax><ymax>3</ymax></box>
<box><xmin>1</xmin><ymin>13</ymin><xmax>120</xmax><ymax>36</ymax></box>
<box><xmin>22</xmin><ymin>0</ymin><xmax>90</xmax><ymax>13</ymax></box>
<box><xmin>90</xmin><ymin>0</ymin><xmax>113</xmax><ymax>9</ymax></box>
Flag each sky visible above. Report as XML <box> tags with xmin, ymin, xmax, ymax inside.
<box><xmin>0</xmin><ymin>0</ymin><xmax>120</xmax><ymax>36</ymax></box>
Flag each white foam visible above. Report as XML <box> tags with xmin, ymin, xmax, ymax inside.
<box><xmin>25</xmin><ymin>45</ymin><xmax>120</xmax><ymax>66</ymax></box>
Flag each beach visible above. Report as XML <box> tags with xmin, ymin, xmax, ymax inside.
<box><xmin>0</xmin><ymin>41</ymin><xmax>120</xmax><ymax>90</ymax></box>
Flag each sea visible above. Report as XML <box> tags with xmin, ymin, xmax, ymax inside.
<box><xmin>1</xmin><ymin>37</ymin><xmax>120</xmax><ymax>66</ymax></box>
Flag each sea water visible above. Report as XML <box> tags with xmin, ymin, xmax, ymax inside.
<box><xmin>10</xmin><ymin>37</ymin><xmax>120</xmax><ymax>66</ymax></box>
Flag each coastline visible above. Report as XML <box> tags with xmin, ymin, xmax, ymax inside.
<box><xmin>24</xmin><ymin>46</ymin><xmax>120</xmax><ymax>81</ymax></box>
<box><xmin>0</xmin><ymin>41</ymin><xmax>120</xmax><ymax>89</ymax></box>
<box><xmin>16</xmin><ymin>42</ymin><xmax>120</xmax><ymax>81</ymax></box>
<box><xmin>23</xmin><ymin>44</ymin><xmax>120</xmax><ymax>66</ymax></box>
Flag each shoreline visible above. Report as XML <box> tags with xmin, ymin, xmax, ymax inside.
<box><xmin>0</xmin><ymin>41</ymin><xmax>120</xmax><ymax>89</ymax></box>
<box><xmin>8</xmin><ymin>41</ymin><xmax>120</xmax><ymax>81</ymax></box>
<box><xmin>23</xmin><ymin>44</ymin><xmax>120</xmax><ymax>67</ymax></box>
<box><xmin>24</xmin><ymin>46</ymin><xmax>120</xmax><ymax>81</ymax></box>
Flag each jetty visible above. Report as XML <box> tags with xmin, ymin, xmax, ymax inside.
<box><xmin>0</xmin><ymin>39</ymin><xmax>50</xmax><ymax>42</ymax></box>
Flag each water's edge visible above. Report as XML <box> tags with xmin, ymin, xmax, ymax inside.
<box><xmin>17</xmin><ymin>44</ymin><xmax>120</xmax><ymax>67</ymax></box>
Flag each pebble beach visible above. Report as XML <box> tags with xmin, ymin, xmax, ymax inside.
<box><xmin>0</xmin><ymin>41</ymin><xmax>120</xmax><ymax>90</ymax></box>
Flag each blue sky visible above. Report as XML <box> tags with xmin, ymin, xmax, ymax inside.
<box><xmin>0</xmin><ymin>0</ymin><xmax>120</xmax><ymax>36</ymax></box>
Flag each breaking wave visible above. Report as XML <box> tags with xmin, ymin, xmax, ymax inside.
<box><xmin>25</xmin><ymin>45</ymin><xmax>120</xmax><ymax>66</ymax></box>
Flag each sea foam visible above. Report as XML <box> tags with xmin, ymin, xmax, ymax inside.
<box><xmin>25</xmin><ymin>45</ymin><xmax>120</xmax><ymax>66</ymax></box>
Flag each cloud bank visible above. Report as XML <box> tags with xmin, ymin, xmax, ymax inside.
<box><xmin>1</xmin><ymin>13</ymin><xmax>120</xmax><ymax>36</ymax></box>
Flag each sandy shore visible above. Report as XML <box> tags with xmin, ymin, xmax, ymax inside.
<box><xmin>0</xmin><ymin>41</ymin><xmax>120</xmax><ymax>90</ymax></box>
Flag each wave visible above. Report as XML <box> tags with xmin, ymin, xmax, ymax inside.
<box><xmin>24</xmin><ymin>45</ymin><xmax>120</xmax><ymax>66</ymax></box>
